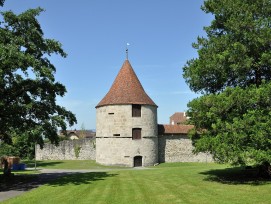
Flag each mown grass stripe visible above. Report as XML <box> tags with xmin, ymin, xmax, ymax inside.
<box><xmin>3</xmin><ymin>162</ymin><xmax>271</xmax><ymax>204</ymax></box>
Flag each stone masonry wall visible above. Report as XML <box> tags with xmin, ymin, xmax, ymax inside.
<box><xmin>36</xmin><ymin>135</ymin><xmax>213</xmax><ymax>163</ymax></box>
<box><xmin>96</xmin><ymin>137</ymin><xmax>158</xmax><ymax>167</ymax></box>
<box><xmin>96</xmin><ymin>104</ymin><xmax>158</xmax><ymax>167</ymax></box>
<box><xmin>36</xmin><ymin>138</ymin><xmax>96</xmax><ymax>160</ymax></box>
<box><xmin>158</xmin><ymin>135</ymin><xmax>213</xmax><ymax>163</ymax></box>
<box><xmin>96</xmin><ymin>105</ymin><xmax>158</xmax><ymax>138</ymax></box>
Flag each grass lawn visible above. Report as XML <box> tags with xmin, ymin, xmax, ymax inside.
<box><xmin>23</xmin><ymin>160</ymin><xmax>127</xmax><ymax>170</ymax></box>
<box><xmin>3</xmin><ymin>162</ymin><xmax>271</xmax><ymax>204</ymax></box>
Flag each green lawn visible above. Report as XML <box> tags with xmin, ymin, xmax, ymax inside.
<box><xmin>3</xmin><ymin>162</ymin><xmax>271</xmax><ymax>204</ymax></box>
<box><xmin>24</xmin><ymin>160</ymin><xmax>127</xmax><ymax>170</ymax></box>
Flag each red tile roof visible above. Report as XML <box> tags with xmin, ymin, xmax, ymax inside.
<box><xmin>158</xmin><ymin>124</ymin><xmax>194</xmax><ymax>135</ymax></box>
<box><xmin>170</xmin><ymin>112</ymin><xmax>187</xmax><ymax>124</ymax></box>
<box><xmin>96</xmin><ymin>60</ymin><xmax>157</xmax><ymax>108</ymax></box>
<box><xmin>59</xmin><ymin>130</ymin><xmax>96</xmax><ymax>138</ymax></box>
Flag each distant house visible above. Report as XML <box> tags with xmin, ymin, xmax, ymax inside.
<box><xmin>170</xmin><ymin>112</ymin><xmax>188</xmax><ymax>125</ymax></box>
<box><xmin>158</xmin><ymin>124</ymin><xmax>194</xmax><ymax>135</ymax></box>
<box><xmin>59</xmin><ymin>130</ymin><xmax>96</xmax><ymax>140</ymax></box>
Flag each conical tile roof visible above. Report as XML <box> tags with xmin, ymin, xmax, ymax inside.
<box><xmin>96</xmin><ymin>60</ymin><xmax>157</xmax><ymax>108</ymax></box>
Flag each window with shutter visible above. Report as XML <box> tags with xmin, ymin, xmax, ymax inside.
<box><xmin>132</xmin><ymin>128</ymin><xmax>141</xmax><ymax>140</ymax></box>
<box><xmin>132</xmin><ymin>104</ymin><xmax>141</xmax><ymax>117</ymax></box>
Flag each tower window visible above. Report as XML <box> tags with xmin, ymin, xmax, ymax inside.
<box><xmin>132</xmin><ymin>128</ymin><xmax>141</xmax><ymax>140</ymax></box>
<box><xmin>132</xmin><ymin>104</ymin><xmax>141</xmax><ymax>117</ymax></box>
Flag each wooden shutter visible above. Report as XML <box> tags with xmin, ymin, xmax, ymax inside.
<box><xmin>132</xmin><ymin>105</ymin><xmax>141</xmax><ymax>117</ymax></box>
<box><xmin>132</xmin><ymin>128</ymin><xmax>141</xmax><ymax>140</ymax></box>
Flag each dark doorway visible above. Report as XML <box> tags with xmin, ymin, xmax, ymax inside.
<box><xmin>134</xmin><ymin>156</ymin><xmax>142</xmax><ymax>167</ymax></box>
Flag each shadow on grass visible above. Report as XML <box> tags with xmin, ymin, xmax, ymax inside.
<box><xmin>23</xmin><ymin>161</ymin><xmax>64</xmax><ymax>168</ymax></box>
<box><xmin>47</xmin><ymin>172</ymin><xmax>117</xmax><ymax>187</ymax></box>
<box><xmin>200</xmin><ymin>167</ymin><xmax>271</xmax><ymax>185</ymax></box>
<box><xmin>0</xmin><ymin>174</ymin><xmax>39</xmax><ymax>192</ymax></box>
<box><xmin>0</xmin><ymin>171</ymin><xmax>117</xmax><ymax>192</ymax></box>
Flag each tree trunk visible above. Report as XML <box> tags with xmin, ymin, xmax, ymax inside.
<box><xmin>1</xmin><ymin>157</ymin><xmax>11</xmax><ymax>177</ymax></box>
<box><xmin>258</xmin><ymin>162</ymin><xmax>271</xmax><ymax>178</ymax></box>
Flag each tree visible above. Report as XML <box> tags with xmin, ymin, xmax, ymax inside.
<box><xmin>79</xmin><ymin>123</ymin><xmax>87</xmax><ymax>139</ymax></box>
<box><xmin>0</xmin><ymin>0</ymin><xmax>4</xmax><ymax>7</ymax></box>
<box><xmin>0</xmin><ymin>7</ymin><xmax>76</xmax><ymax>148</ymax></box>
<box><xmin>183</xmin><ymin>0</ymin><xmax>271</xmax><ymax>176</ymax></box>
<box><xmin>184</xmin><ymin>0</ymin><xmax>271</xmax><ymax>94</ymax></box>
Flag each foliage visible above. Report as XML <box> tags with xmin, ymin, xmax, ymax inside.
<box><xmin>0</xmin><ymin>7</ymin><xmax>76</xmax><ymax>145</ymax></box>
<box><xmin>183</xmin><ymin>0</ymin><xmax>271</xmax><ymax>168</ymax></box>
<box><xmin>0</xmin><ymin>0</ymin><xmax>4</xmax><ymax>7</ymax></box>
<box><xmin>183</xmin><ymin>0</ymin><xmax>271</xmax><ymax>94</ymax></box>
<box><xmin>0</xmin><ymin>131</ymin><xmax>39</xmax><ymax>159</ymax></box>
<box><xmin>0</xmin><ymin>143</ymin><xmax>17</xmax><ymax>157</ymax></box>
<box><xmin>79</xmin><ymin>123</ymin><xmax>86</xmax><ymax>139</ymax></box>
<box><xmin>187</xmin><ymin>83</ymin><xmax>271</xmax><ymax>165</ymax></box>
<box><xmin>73</xmin><ymin>144</ymin><xmax>81</xmax><ymax>159</ymax></box>
<box><xmin>92</xmin><ymin>140</ymin><xmax>96</xmax><ymax>149</ymax></box>
<box><xmin>58</xmin><ymin>136</ymin><xmax>70</xmax><ymax>142</ymax></box>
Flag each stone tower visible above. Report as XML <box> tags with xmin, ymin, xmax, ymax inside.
<box><xmin>96</xmin><ymin>60</ymin><xmax>158</xmax><ymax>167</ymax></box>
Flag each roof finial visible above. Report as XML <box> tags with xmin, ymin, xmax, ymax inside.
<box><xmin>126</xmin><ymin>43</ymin><xmax>130</xmax><ymax>60</ymax></box>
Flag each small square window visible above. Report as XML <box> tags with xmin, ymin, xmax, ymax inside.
<box><xmin>132</xmin><ymin>104</ymin><xmax>141</xmax><ymax>117</ymax></box>
<box><xmin>132</xmin><ymin>128</ymin><xmax>141</xmax><ymax>140</ymax></box>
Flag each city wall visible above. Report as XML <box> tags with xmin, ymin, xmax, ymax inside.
<box><xmin>36</xmin><ymin>138</ymin><xmax>96</xmax><ymax>160</ymax></box>
<box><xmin>36</xmin><ymin>136</ymin><xmax>213</xmax><ymax>163</ymax></box>
<box><xmin>158</xmin><ymin>135</ymin><xmax>213</xmax><ymax>163</ymax></box>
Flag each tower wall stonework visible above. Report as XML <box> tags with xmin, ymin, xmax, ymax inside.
<box><xmin>96</xmin><ymin>138</ymin><xmax>157</xmax><ymax>166</ymax></box>
<box><xmin>96</xmin><ymin>104</ymin><xmax>158</xmax><ymax>167</ymax></box>
<box><xmin>96</xmin><ymin>105</ymin><xmax>158</xmax><ymax>137</ymax></box>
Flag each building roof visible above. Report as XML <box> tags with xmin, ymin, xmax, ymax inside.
<box><xmin>59</xmin><ymin>130</ymin><xmax>96</xmax><ymax>138</ymax></box>
<box><xmin>96</xmin><ymin>60</ymin><xmax>157</xmax><ymax>108</ymax></box>
<box><xmin>170</xmin><ymin>112</ymin><xmax>187</xmax><ymax>125</ymax></box>
<box><xmin>158</xmin><ymin>124</ymin><xmax>194</xmax><ymax>135</ymax></box>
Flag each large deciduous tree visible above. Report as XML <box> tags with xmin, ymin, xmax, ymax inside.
<box><xmin>0</xmin><ymin>0</ymin><xmax>4</xmax><ymax>7</ymax></box>
<box><xmin>0</xmin><ymin>7</ymin><xmax>76</xmax><ymax>147</ymax></box>
<box><xmin>183</xmin><ymin>0</ymin><xmax>271</xmax><ymax>176</ymax></box>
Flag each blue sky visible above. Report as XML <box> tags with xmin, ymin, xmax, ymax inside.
<box><xmin>2</xmin><ymin>1</ymin><xmax>213</xmax><ymax>130</ymax></box>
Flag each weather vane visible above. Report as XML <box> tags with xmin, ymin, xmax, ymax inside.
<box><xmin>126</xmin><ymin>43</ymin><xmax>130</xmax><ymax>60</ymax></box>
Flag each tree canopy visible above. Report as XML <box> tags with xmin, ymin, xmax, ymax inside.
<box><xmin>0</xmin><ymin>0</ymin><xmax>4</xmax><ymax>7</ymax></box>
<box><xmin>0</xmin><ymin>7</ymin><xmax>76</xmax><ymax>146</ymax></box>
<box><xmin>183</xmin><ymin>0</ymin><xmax>271</xmax><ymax>170</ymax></box>
<box><xmin>183</xmin><ymin>0</ymin><xmax>271</xmax><ymax>94</ymax></box>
